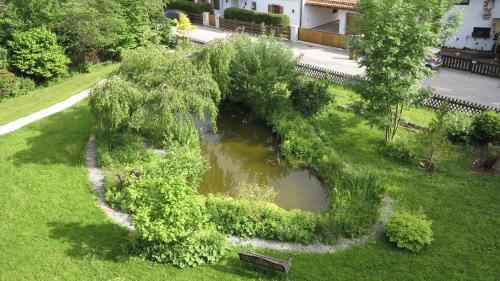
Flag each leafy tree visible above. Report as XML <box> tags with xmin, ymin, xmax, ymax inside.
<box><xmin>55</xmin><ymin>0</ymin><xmax>130</xmax><ymax>62</ymax></box>
<box><xmin>226</xmin><ymin>34</ymin><xmax>300</xmax><ymax>117</ymax></box>
<box><xmin>350</xmin><ymin>0</ymin><xmax>459</xmax><ymax>142</ymax></box>
<box><xmin>89</xmin><ymin>45</ymin><xmax>220</xmax><ymax>146</ymax></box>
<box><xmin>8</xmin><ymin>27</ymin><xmax>69</xmax><ymax>79</ymax></box>
<box><xmin>0</xmin><ymin>0</ymin><xmax>61</xmax><ymax>44</ymax></box>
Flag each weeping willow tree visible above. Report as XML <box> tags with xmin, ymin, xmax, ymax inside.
<box><xmin>89</xmin><ymin>45</ymin><xmax>220</xmax><ymax>146</ymax></box>
<box><xmin>350</xmin><ymin>0</ymin><xmax>460</xmax><ymax>142</ymax></box>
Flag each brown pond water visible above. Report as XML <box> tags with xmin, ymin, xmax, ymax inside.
<box><xmin>198</xmin><ymin>104</ymin><xmax>328</xmax><ymax>212</ymax></box>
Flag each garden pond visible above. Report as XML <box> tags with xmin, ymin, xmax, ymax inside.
<box><xmin>198</xmin><ymin>104</ymin><xmax>329</xmax><ymax>212</ymax></box>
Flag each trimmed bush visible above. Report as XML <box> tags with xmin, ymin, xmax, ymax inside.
<box><xmin>446</xmin><ymin>112</ymin><xmax>472</xmax><ymax>144</ymax></box>
<box><xmin>224</xmin><ymin>7</ymin><xmax>290</xmax><ymax>27</ymax></box>
<box><xmin>471</xmin><ymin>111</ymin><xmax>500</xmax><ymax>145</ymax></box>
<box><xmin>205</xmin><ymin>195</ymin><xmax>317</xmax><ymax>244</ymax></box>
<box><xmin>292</xmin><ymin>78</ymin><xmax>334</xmax><ymax>116</ymax></box>
<box><xmin>167</xmin><ymin>0</ymin><xmax>214</xmax><ymax>14</ymax></box>
<box><xmin>386</xmin><ymin>209</ymin><xmax>433</xmax><ymax>252</ymax></box>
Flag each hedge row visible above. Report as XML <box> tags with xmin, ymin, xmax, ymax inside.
<box><xmin>223</xmin><ymin>7</ymin><xmax>290</xmax><ymax>27</ymax></box>
<box><xmin>167</xmin><ymin>0</ymin><xmax>214</xmax><ymax>14</ymax></box>
<box><xmin>205</xmin><ymin>195</ymin><xmax>317</xmax><ymax>244</ymax></box>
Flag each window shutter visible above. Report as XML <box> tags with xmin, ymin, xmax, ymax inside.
<box><xmin>279</xmin><ymin>5</ymin><xmax>283</xmax><ymax>14</ymax></box>
<box><xmin>268</xmin><ymin>5</ymin><xmax>272</xmax><ymax>13</ymax></box>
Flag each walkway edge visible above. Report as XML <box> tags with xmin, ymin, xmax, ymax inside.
<box><xmin>0</xmin><ymin>80</ymin><xmax>106</xmax><ymax>136</ymax></box>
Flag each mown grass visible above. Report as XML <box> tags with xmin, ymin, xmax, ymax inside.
<box><xmin>0</xmin><ymin>96</ymin><xmax>498</xmax><ymax>280</ymax></box>
<box><xmin>332</xmin><ymin>84</ymin><xmax>434</xmax><ymax>126</ymax></box>
<box><xmin>0</xmin><ymin>64</ymin><xmax>119</xmax><ymax>125</ymax></box>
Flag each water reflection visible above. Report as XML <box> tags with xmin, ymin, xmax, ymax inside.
<box><xmin>198</xmin><ymin>103</ymin><xmax>328</xmax><ymax>212</ymax></box>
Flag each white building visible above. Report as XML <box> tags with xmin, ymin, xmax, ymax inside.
<box><xmin>203</xmin><ymin>0</ymin><xmax>357</xmax><ymax>34</ymax></box>
<box><xmin>444</xmin><ymin>0</ymin><xmax>500</xmax><ymax>51</ymax></box>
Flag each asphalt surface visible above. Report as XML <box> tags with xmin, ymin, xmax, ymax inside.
<box><xmin>188</xmin><ymin>26</ymin><xmax>500</xmax><ymax>108</ymax></box>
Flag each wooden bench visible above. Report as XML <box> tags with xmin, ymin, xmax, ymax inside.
<box><xmin>239</xmin><ymin>252</ymin><xmax>292</xmax><ymax>276</ymax></box>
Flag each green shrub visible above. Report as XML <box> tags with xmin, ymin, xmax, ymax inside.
<box><xmin>0</xmin><ymin>71</ymin><xmax>16</xmax><ymax>98</ymax></box>
<box><xmin>472</xmin><ymin>111</ymin><xmax>500</xmax><ymax>145</ymax></box>
<box><xmin>0</xmin><ymin>47</ymin><xmax>8</xmax><ymax>69</ymax></box>
<box><xmin>116</xmin><ymin>148</ymin><xmax>227</xmax><ymax>267</ymax></box>
<box><xmin>226</xmin><ymin>34</ymin><xmax>299</xmax><ymax>117</ymax></box>
<box><xmin>16</xmin><ymin>77</ymin><xmax>36</xmax><ymax>93</ymax></box>
<box><xmin>205</xmin><ymin>195</ymin><xmax>317</xmax><ymax>244</ymax></box>
<box><xmin>292</xmin><ymin>78</ymin><xmax>334</xmax><ymax>116</ymax></box>
<box><xmin>167</xmin><ymin>0</ymin><xmax>214</xmax><ymax>14</ymax></box>
<box><xmin>446</xmin><ymin>112</ymin><xmax>472</xmax><ymax>144</ymax></box>
<box><xmin>196</xmin><ymin>39</ymin><xmax>236</xmax><ymax>99</ymax></box>
<box><xmin>223</xmin><ymin>7</ymin><xmax>290</xmax><ymax>27</ymax></box>
<box><xmin>332</xmin><ymin>172</ymin><xmax>386</xmax><ymax>238</ymax></box>
<box><xmin>386</xmin><ymin>209</ymin><xmax>433</xmax><ymax>252</ymax></box>
<box><xmin>0</xmin><ymin>70</ymin><xmax>35</xmax><ymax>99</ymax></box>
<box><xmin>8</xmin><ymin>27</ymin><xmax>69</xmax><ymax>80</ymax></box>
<box><xmin>380</xmin><ymin>140</ymin><xmax>416</xmax><ymax>164</ymax></box>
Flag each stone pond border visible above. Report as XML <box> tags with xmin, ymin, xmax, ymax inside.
<box><xmin>86</xmin><ymin>136</ymin><xmax>393</xmax><ymax>253</ymax></box>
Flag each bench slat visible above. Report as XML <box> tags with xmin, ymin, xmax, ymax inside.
<box><xmin>239</xmin><ymin>252</ymin><xmax>292</xmax><ymax>274</ymax></box>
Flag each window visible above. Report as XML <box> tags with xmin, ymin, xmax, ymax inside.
<box><xmin>472</xmin><ymin>27</ymin><xmax>491</xmax><ymax>39</ymax></box>
<box><xmin>456</xmin><ymin>0</ymin><xmax>469</xmax><ymax>4</ymax></box>
<box><xmin>252</xmin><ymin>1</ymin><xmax>256</xmax><ymax>10</ymax></box>
<box><xmin>268</xmin><ymin>4</ymin><xmax>283</xmax><ymax>14</ymax></box>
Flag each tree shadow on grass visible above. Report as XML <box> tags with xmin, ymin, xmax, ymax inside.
<box><xmin>47</xmin><ymin>221</ymin><xmax>130</xmax><ymax>262</ymax></box>
<box><xmin>9</xmin><ymin>103</ymin><xmax>93</xmax><ymax>167</ymax></box>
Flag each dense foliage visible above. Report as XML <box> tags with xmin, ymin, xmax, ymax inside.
<box><xmin>8</xmin><ymin>27</ymin><xmax>69</xmax><ymax>80</ymax></box>
<box><xmin>471</xmin><ymin>111</ymin><xmax>500</xmax><ymax>145</ymax></box>
<box><xmin>90</xmin><ymin>45</ymin><xmax>220</xmax><ymax>144</ymax></box>
<box><xmin>224</xmin><ymin>7</ymin><xmax>290</xmax><ymax>27</ymax></box>
<box><xmin>292</xmin><ymin>77</ymin><xmax>334</xmax><ymax>116</ymax></box>
<box><xmin>167</xmin><ymin>0</ymin><xmax>214</xmax><ymax>14</ymax></box>
<box><xmin>0</xmin><ymin>0</ymin><xmax>173</xmax><ymax>81</ymax></box>
<box><xmin>205</xmin><ymin>195</ymin><xmax>317</xmax><ymax>244</ymax></box>
<box><xmin>0</xmin><ymin>70</ymin><xmax>36</xmax><ymax>99</ymax></box>
<box><xmin>386</xmin><ymin>209</ymin><xmax>433</xmax><ymax>252</ymax></box>
<box><xmin>116</xmin><ymin>150</ymin><xmax>227</xmax><ymax>268</ymax></box>
<box><xmin>0</xmin><ymin>47</ymin><xmax>7</xmax><ymax>69</ymax></box>
<box><xmin>350</xmin><ymin>0</ymin><xmax>459</xmax><ymax>142</ymax></box>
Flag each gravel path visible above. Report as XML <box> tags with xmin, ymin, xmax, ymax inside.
<box><xmin>0</xmin><ymin>81</ymin><xmax>105</xmax><ymax>136</ymax></box>
<box><xmin>86</xmin><ymin>136</ymin><xmax>134</xmax><ymax>230</ymax></box>
<box><xmin>85</xmin><ymin>137</ymin><xmax>393</xmax><ymax>252</ymax></box>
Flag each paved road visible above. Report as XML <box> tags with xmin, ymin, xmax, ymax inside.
<box><xmin>423</xmin><ymin>69</ymin><xmax>500</xmax><ymax>108</ymax></box>
<box><xmin>188</xmin><ymin>26</ymin><xmax>500</xmax><ymax>107</ymax></box>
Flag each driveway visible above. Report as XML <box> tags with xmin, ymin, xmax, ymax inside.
<box><xmin>187</xmin><ymin>26</ymin><xmax>500</xmax><ymax>107</ymax></box>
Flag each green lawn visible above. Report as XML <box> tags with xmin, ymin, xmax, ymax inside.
<box><xmin>0</xmin><ymin>64</ymin><xmax>119</xmax><ymax>126</ymax></box>
<box><xmin>0</xmin><ymin>98</ymin><xmax>498</xmax><ymax>280</ymax></box>
<box><xmin>333</xmin><ymin>84</ymin><xmax>434</xmax><ymax>126</ymax></box>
